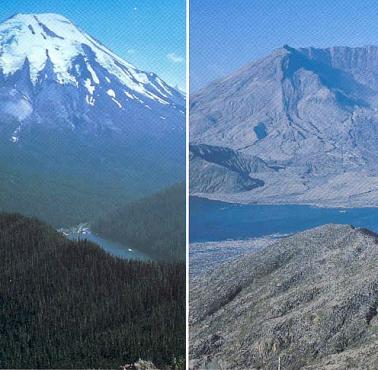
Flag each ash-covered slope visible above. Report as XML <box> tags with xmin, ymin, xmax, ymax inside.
<box><xmin>0</xmin><ymin>13</ymin><xmax>185</xmax><ymax>226</ymax></box>
<box><xmin>190</xmin><ymin>143</ymin><xmax>275</xmax><ymax>193</ymax></box>
<box><xmin>190</xmin><ymin>45</ymin><xmax>378</xmax><ymax>206</ymax></box>
<box><xmin>190</xmin><ymin>224</ymin><xmax>378</xmax><ymax>369</ymax></box>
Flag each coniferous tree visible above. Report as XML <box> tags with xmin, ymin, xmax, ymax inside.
<box><xmin>0</xmin><ymin>213</ymin><xmax>185</xmax><ymax>369</ymax></box>
<box><xmin>93</xmin><ymin>183</ymin><xmax>185</xmax><ymax>261</ymax></box>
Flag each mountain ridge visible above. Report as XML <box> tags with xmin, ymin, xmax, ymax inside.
<box><xmin>190</xmin><ymin>224</ymin><xmax>378</xmax><ymax>369</ymax></box>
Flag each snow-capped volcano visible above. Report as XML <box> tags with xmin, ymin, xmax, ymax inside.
<box><xmin>0</xmin><ymin>13</ymin><xmax>185</xmax><ymax>226</ymax></box>
<box><xmin>0</xmin><ymin>13</ymin><xmax>181</xmax><ymax>103</ymax></box>
<box><xmin>0</xmin><ymin>13</ymin><xmax>184</xmax><ymax>138</ymax></box>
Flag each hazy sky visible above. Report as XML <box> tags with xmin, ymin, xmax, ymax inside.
<box><xmin>191</xmin><ymin>0</ymin><xmax>378</xmax><ymax>91</ymax></box>
<box><xmin>0</xmin><ymin>0</ymin><xmax>186</xmax><ymax>91</ymax></box>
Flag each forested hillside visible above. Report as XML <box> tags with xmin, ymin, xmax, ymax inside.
<box><xmin>93</xmin><ymin>183</ymin><xmax>185</xmax><ymax>261</ymax></box>
<box><xmin>0</xmin><ymin>213</ymin><xmax>185</xmax><ymax>369</ymax></box>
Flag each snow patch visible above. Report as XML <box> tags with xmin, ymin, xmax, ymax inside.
<box><xmin>124</xmin><ymin>91</ymin><xmax>134</xmax><ymax>100</ymax></box>
<box><xmin>112</xmin><ymin>97</ymin><xmax>122</xmax><ymax>108</ymax></box>
<box><xmin>86</xmin><ymin>61</ymin><xmax>99</xmax><ymax>84</ymax></box>
<box><xmin>106</xmin><ymin>89</ymin><xmax>122</xmax><ymax>108</ymax></box>
<box><xmin>85</xmin><ymin>94</ymin><xmax>95</xmax><ymax>106</ymax></box>
<box><xmin>106</xmin><ymin>89</ymin><xmax>116</xmax><ymax>98</ymax></box>
<box><xmin>134</xmin><ymin>96</ymin><xmax>144</xmax><ymax>104</ymax></box>
<box><xmin>84</xmin><ymin>78</ymin><xmax>95</xmax><ymax>95</ymax></box>
<box><xmin>10</xmin><ymin>124</ymin><xmax>22</xmax><ymax>143</ymax></box>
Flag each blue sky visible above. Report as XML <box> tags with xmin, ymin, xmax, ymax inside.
<box><xmin>191</xmin><ymin>0</ymin><xmax>378</xmax><ymax>91</ymax></box>
<box><xmin>0</xmin><ymin>0</ymin><xmax>186</xmax><ymax>91</ymax></box>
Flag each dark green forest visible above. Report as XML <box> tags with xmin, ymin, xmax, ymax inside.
<box><xmin>93</xmin><ymin>183</ymin><xmax>186</xmax><ymax>261</ymax></box>
<box><xmin>0</xmin><ymin>213</ymin><xmax>185</xmax><ymax>369</ymax></box>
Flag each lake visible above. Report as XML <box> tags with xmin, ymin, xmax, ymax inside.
<box><xmin>190</xmin><ymin>196</ymin><xmax>378</xmax><ymax>243</ymax></box>
<box><xmin>61</xmin><ymin>224</ymin><xmax>150</xmax><ymax>261</ymax></box>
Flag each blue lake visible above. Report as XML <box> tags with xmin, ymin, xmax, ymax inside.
<box><xmin>81</xmin><ymin>232</ymin><xmax>150</xmax><ymax>261</ymax></box>
<box><xmin>64</xmin><ymin>227</ymin><xmax>150</xmax><ymax>261</ymax></box>
<box><xmin>190</xmin><ymin>196</ymin><xmax>378</xmax><ymax>243</ymax></box>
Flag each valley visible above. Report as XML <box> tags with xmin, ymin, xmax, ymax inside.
<box><xmin>190</xmin><ymin>196</ymin><xmax>378</xmax><ymax>243</ymax></box>
<box><xmin>58</xmin><ymin>183</ymin><xmax>186</xmax><ymax>262</ymax></box>
<box><xmin>94</xmin><ymin>183</ymin><xmax>186</xmax><ymax>261</ymax></box>
<box><xmin>0</xmin><ymin>182</ymin><xmax>185</xmax><ymax>367</ymax></box>
<box><xmin>190</xmin><ymin>196</ymin><xmax>378</xmax><ymax>277</ymax></box>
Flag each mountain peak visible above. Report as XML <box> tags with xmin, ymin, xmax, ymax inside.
<box><xmin>282</xmin><ymin>43</ymin><xmax>293</xmax><ymax>51</ymax></box>
<box><xmin>190</xmin><ymin>44</ymin><xmax>378</xmax><ymax>206</ymax></box>
<box><xmin>0</xmin><ymin>11</ymin><xmax>182</xmax><ymax>108</ymax></box>
<box><xmin>9</xmin><ymin>12</ymin><xmax>72</xmax><ymax>23</ymax></box>
<box><xmin>0</xmin><ymin>12</ymin><xmax>185</xmax><ymax>230</ymax></box>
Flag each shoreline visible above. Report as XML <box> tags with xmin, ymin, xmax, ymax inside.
<box><xmin>190</xmin><ymin>236</ymin><xmax>279</xmax><ymax>277</ymax></box>
<box><xmin>190</xmin><ymin>193</ymin><xmax>378</xmax><ymax>209</ymax></box>
<box><xmin>58</xmin><ymin>224</ymin><xmax>150</xmax><ymax>261</ymax></box>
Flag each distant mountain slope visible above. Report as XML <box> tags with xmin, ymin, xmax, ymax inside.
<box><xmin>0</xmin><ymin>13</ymin><xmax>185</xmax><ymax>226</ymax></box>
<box><xmin>190</xmin><ymin>45</ymin><xmax>378</xmax><ymax>206</ymax></box>
<box><xmin>190</xmin><ymin>224</ymin><xmax>378</xmax><ymax>369</ymax></box>
<box><xmin>0</xmin><ymin>213</ymin><xmax>185</xmax><ymax>369</ymax></box>
<box><xmin>93</xmin><ymin>183</ymin><xmax>185</xmax><ymax>261</ymax></box>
